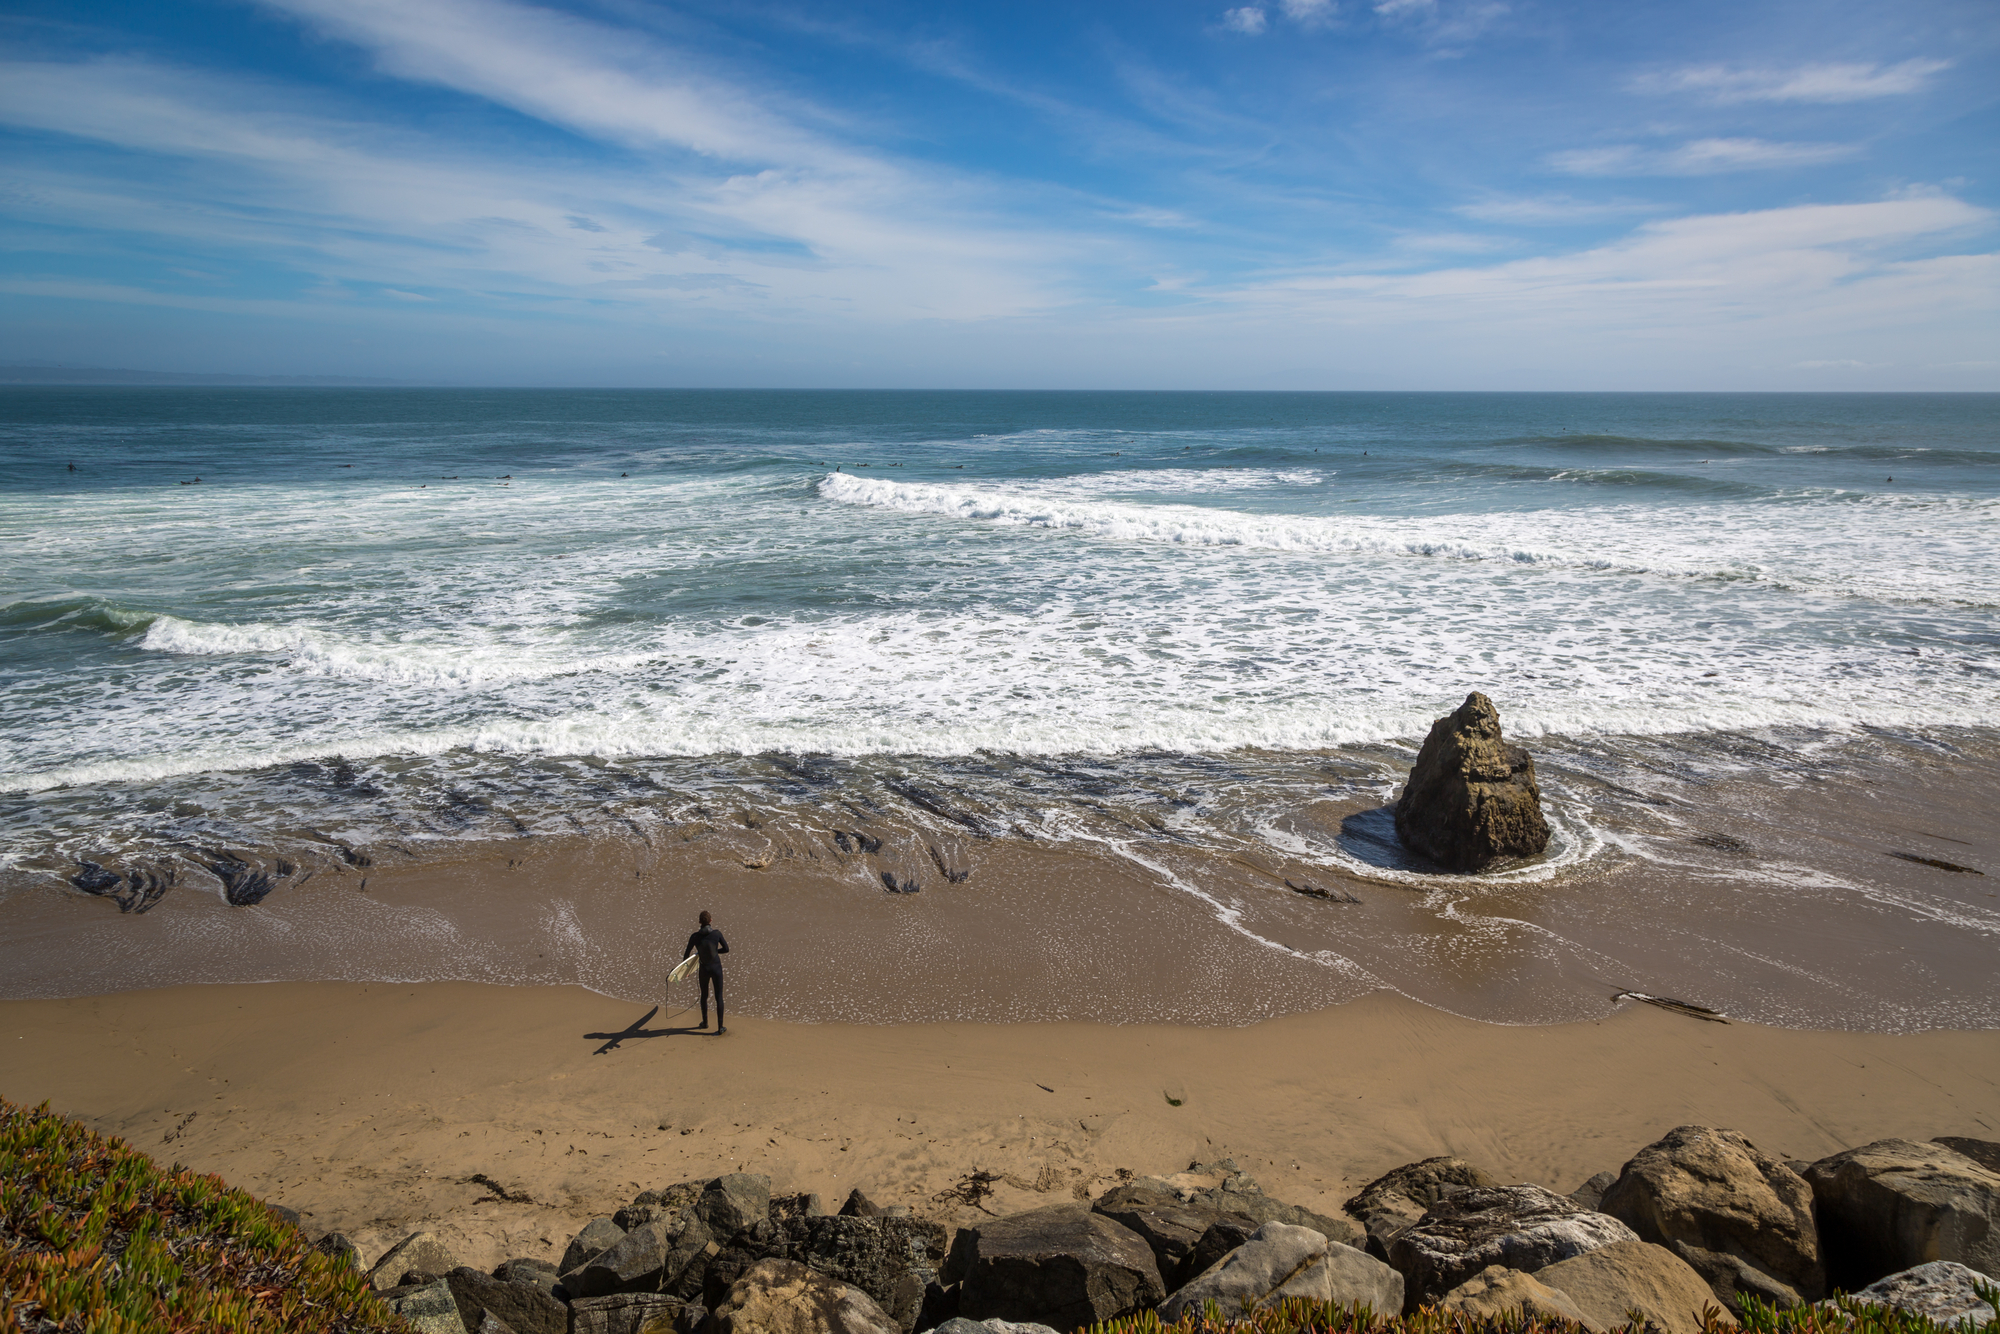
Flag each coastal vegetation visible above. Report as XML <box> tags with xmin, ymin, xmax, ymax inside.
<box><xmin>0</xmin><ymin>1097</ymin><xmax>402</xmax><ymax>1333</ymax></box>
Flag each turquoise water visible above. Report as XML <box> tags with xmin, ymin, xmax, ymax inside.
<box><xmin>2</xmin><ymin>389</ymin><xmax>1997</xmax><ymax>1026</ymax></box>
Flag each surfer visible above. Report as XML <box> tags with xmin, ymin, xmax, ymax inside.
<box><xmin>683</xmin><ymin>910</ymin><xmax>730</xmax><ymax>1035</ymax></box>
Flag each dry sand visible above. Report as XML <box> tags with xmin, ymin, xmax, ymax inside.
<box><xmin>3</xmin><ymin>982</ymin><xmax>1995</xmax><ymax>1276</ymax></box>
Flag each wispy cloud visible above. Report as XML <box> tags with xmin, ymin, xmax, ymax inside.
<box><xmin>1634</xmin><ymin>59</ymin><xmax>1950</xmax><ymax>104</ymax></box>
<box><xmin>1220</xmin><ymin>7</ymin><xmax>1269</xmax><ymax>35</ymax></box>
<box><xmin>1457</xmin><ymin>194</ymin><xmax>1665</xmax><ymax>224</ymax></box>
<box><xmin>1551</xmin><ymin>138</ymin><xmax>1858</xmax><ymax>177</ymax></box>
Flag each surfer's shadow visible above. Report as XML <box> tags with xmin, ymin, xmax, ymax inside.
<box><xmin>586</xmin><ymin>1005</ymin><xmax>711</xmax><ymax>1055</ymax></box>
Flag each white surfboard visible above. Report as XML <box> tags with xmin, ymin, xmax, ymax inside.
<box><xmin>667</xmin><ymin>953</ymin><xmax>700</xmax><ymax>984</ymax></box>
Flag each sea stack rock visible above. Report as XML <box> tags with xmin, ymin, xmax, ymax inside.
<box><xmin>1394</xmin><ymin>692</ymin><xmax>1550</xmax><ymax>872</ymax></box>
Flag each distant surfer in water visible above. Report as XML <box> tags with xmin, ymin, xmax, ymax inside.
<box><xmin>684</xmin><ymin>910</ymin><xmax>730</xmax><ymax>1035</ymax></box>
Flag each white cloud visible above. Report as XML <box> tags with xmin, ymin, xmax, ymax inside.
<box><xmin>1635</xmin><ymin>59</ymin><xmax>1950</xmax><ymax>104</ymax></box>
<box><xmin>1211</xmin><ymin>198</ymin><xmax>1994</xmax><ymax>339</ymax></box>
<box><xmin>1280</xmin><ymin>0</ymin><xmax>1337</xmax><ymax>26</ymax></box>
<box><xmin>1221</xmin><ymin>7</ymin><xmax>1269</xmax><ymax>34</ymax></box>
<box><xmin>1551</xmin><ymin>138</ymin><xmax>1858</xmax><ymax>176</ymax></box>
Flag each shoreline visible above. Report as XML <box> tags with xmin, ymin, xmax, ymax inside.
<box><xmin>3</xmin><ymin>981</ymin><xmax>1994</xmax><ymax>1277</ymax></box>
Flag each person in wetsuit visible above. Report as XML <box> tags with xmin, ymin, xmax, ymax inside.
<box><xmin>684</xmin><ymin>910</ymin><xmax>730</xmax><ymax>1035</ymax></box>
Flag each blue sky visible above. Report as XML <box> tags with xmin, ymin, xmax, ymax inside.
<box><xmin>1</xmin><ymin>0</ymin><xmax>1995</xmax><ymax>387</ymax></box>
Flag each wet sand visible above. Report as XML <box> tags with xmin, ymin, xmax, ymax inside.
<box><xmin>4</xmin><ymin>727</ymin><xmax>1997</xmax><ymax>1032</ymax></box>
<box><xmin>2</xmin><ymin>981</ymin><xmax>1995</xmax><ymax>1276</ymax></box>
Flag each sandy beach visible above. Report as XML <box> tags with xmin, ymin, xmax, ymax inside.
<box><xmin>3</xmin><ymin>981</ymin><xmax>1994</xmax><ymax>1277</ymax></box>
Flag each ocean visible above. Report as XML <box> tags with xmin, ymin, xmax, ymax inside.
<box><xmin>3</xmin><ymin>389</ymin><xmax>1997</xmax><ymax>1028</ymax></box>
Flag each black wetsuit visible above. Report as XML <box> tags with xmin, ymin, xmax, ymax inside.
<box><xmin>684</xmin><ymin>925</ymin><xmax>729</xmax><ymax>1027</ymax></box>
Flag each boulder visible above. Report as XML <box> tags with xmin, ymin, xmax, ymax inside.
<box><xmin>476</xmin><ymin>1312</ymin><xmax>519</xmax><ymax>1334</ymax></box>
<box><xmin>444</xmin><ymin>1265</ymin><xmax>567</xmax><ymax>1334</ymax></box>
<box><xmin>841</xmin><ymin>1188</ymin><xmax>884</xmax><ymax>1218</ymax></box>
<box><xmin>1844</xmin><ymin>1260</ymin><xmax>1999</xmax><ymax>1328</ymax></box>
<box><xmin>1569</xmin><ymin>1173</ymin><xmax>1618</xmax><ymax>1213</ymax></box>
<box><xmin>1183</xmin><ymin>1219</ymin><xmax>1260</xmax><ymax>1287</ymax></box>
<box><xmin>493</xmin><ymin>1258</ymin><xmax>560</xmax><ymax>1290</ymax></box>
<box><xmin>932</xmin><ymin>1321</ymin><xmax>1059</xmax><ymax>1334</ymax></box>
<box><xmin>1387</xmin><ymin>1184</ymin><xmax>1639</xmax><ymax>1308</ymax></box>
<box><xmin>269</xmin><ymin>1203</ymin><xmax>303</xmax><ymax>1230</ymax></box>
<box><xmin>945</xmin><ymin>1204</ymin><xmax>1165</xmax><ymax>1332</ymax></box>
<box><xmin>568</xmin><ymin>1214</ymin><xmax>716</xmax><ymax>1300</ymax></box>
<box><xmin>1436</xmin><ymin>1265</ymin><xmax>1602</xmax><ymax>1331</ymax></box>
<box><xmin>379</xmin><ymin>1277</ymin><xmax>469</xmax><ymax>1334</ymax></box>
<box><xmin>1393</xmin><ymin>692</ymin><xmax>1550</xmax><ymax>871</ymax></box>
<box><xmin>564</xmin><ymin>1217</ymin><xmax>629</xmax><ymax>1274</ymax></box>
<box><xmin>1141</xmin><ymin>1166</ymin><xmax>1363</xmax><ymax>1252</ymax></box>
<box><xmin>704</xmin><ymin>1213</ymin><xmax>948</xmax><ymax>1333</ymax></box>
<box><xmin>700</xmin><ymin>1173</ymin><xmax>775</xmax><ymax>1239</ymax></box>
<box><xmin>569</xmin><ymin>1292</ymin><xmax>691</xmax><ymax>1334</ymax></box>
<box><xmin>1803</xmin><ymin>1139</ymin><xmax>2000</xmax><ymax>1288</ymax></box>
<box><xmin>1538</xmin><ymin>1240</ymin><xmax>1735</xmax><ymax>1334</ymax></box>
<box><xmin>371</xmin><ymin>1231</ymin><xmax>463</xmax><ymax>1292</ymax></box>
<box><xmin>709</xmin><ymin>1258</ymin><xmax>901</xmax><ymax>1334</ymax></box>
<box><xmin>1091</xmin><ymin>1181</ymin><xmax>1257</xmax><ymax>1288</ymax></box>
<box><xmin>1932</xmin><ymin>1140</ymin><xmax>2000</xmax><ymax>1176</ymax></box>
<box><xmin>774</xmin><ymin>1193</ymin><xmax>829</xmax><ymax>1222</ymax></box>
<box><xmin>1160</xmin><ymin>1224</ymin><xmax>1402</xmax><ymax>1321</ymax></box>
<box><xmin>1599</xmin><ymin>1124</ymin><xmax>1824</xmax><ymax>1309</ymax></box>
<box><xmin>1344</xmin><ymin>1157</ymin><xmax>1499</xmax><ymax>1261</ymax></box>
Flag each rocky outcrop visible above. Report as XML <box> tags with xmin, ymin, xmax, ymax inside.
<box><xmin>1183</xmin><ymin>1219</ymin><xmax>1261</xmax><ymax>1288</ymax></box>
<box><xmin>1160</xmin><ymin>1224</ymin><xmax>1402</xmax><ymax>1321</ymax></box>
<box><xmin>1091</xmin><ymin>1181</ymin><xmax>1257</xmax><ymax>1288</ymax></box>
<box><xmin>1844</xmin><ymin>1261</ymin><xmax>1999</xmax><ymax>1327</ymax></box>
<box><xmin>1599</xmin><ymin>1124</ymin><xmax>1824</xmax><ymax>1309</ymax></box>
<box><xmin>566</xmin><ymin>1213</ymin><xmax>715</xmax><ymax>1300</ymax></box>
<box><xmin>379</xmin><ymin>1276</ymin><xmax>468</xmax><ymax>1334</ymax></box>
<box><xmin>1148</xmin><ymin>1161</ymin><xmax>1364</xmax><ymax>1251</ymax></box>
<box><xmin>1537</xmin><ymin>1240</ymin><xmax>1736</xmax><ymax>1334</ymax></box>
<box><xmin>370</xmin><ymin>1230</ymin><xmax>463</xmax><ymax>1291</ymax></box>
<box><xmin>932</xmin><ymin>1320</ymin><xmax>1059</xmax><ymax>1334</ymax></box>
<box><xmin>315</xmin><ymin>1231</ymin><xmax>361</xmax><ymax>1271</ymax></box>
<box><xmin>945</xmin><ymin>1203</ymin><xmax>1166</xmax><ymax>1332</ymax></box>
<box><xmin>569</xmin><ymin>1291</ymin><xmax>692</xmax><ymax>1334</ymax></box>
<box><xmin>564</xmin><ymin>1218</ymin><xmax>628</xmax><ymax>1274</ymax></box>
<box><xmin>708</xmin><ymin>1259</ymin><xmax>901</xmax><ymax>1334</ymax></box>
<box><xmin>1436</xmin><ymin>1265</ymin><xmax>1601</xmax><ymax>1331</ymax></box>
<box><xmin>1804</xmin><ymin>1139</ymin><xmax>2000</xmax><ymax>1288</ymax></box>
<box><xmin>1394</xmin><ymin>692</ymin><xmax>1550</xmax><ymax>871</ymax></box>
<box><xmin>1344</xmin><ymin>1157</ymin><xmax>1500</xmax><ymax>1261</ymax></box>
<box><xmin>699</xmin><ymin>1173</ymin><xmax>775</xmax><ymax>1238</ymax></box>
<box><xmin>708</xmin><ymin>1213</ymin><xmax>948</xmax><ymax>1332</ymax></box>
<box><xmin>444</xmin><ymin>1265</ymin><xmax>567</xmax><ymax>1334</ymax></box>
<box><xmin>1387</xmin><ymin>1184</ymin><xmax>1639</xmax><ymax>1308</ymax></box>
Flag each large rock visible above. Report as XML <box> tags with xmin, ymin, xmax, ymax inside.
<box><xmin>1141</xmin><ymin>1164</ymin><xmax>1363</xmax><ymax>1252</ymax></box>
<box><xmin>1599</xmin><ymin>1124</ymin><xmax>1824</xmax><ymax>1309</ymax></box>
<box><xmin>931</xmin><ymin>1320</ymin><xmax>1059</xmax><ymax>1334</ymax></box>
<box><xmin>699</xmin><ymin>1173</ymin><xmax>774</xmax><ymax>1239</ymax></box>
<box><xmin>564</xmin><ymin>1218</ymin><xmax>629</xmax><ymax>1274</ymax></box>
<box><xmin>1803</xmin><ymin>1139</ymin><xmax>2000</xmax><ymax>1288</ymax></box>
<box><xmin>1436</xmin><ymin>1265</ymin><xmax>1601</xmax><ymax>1331</ymax></box>
<box><xmin>1091</xmin><ymin>1181</ymin><xmax>1257</xmax><ymax>1288</ymax></box>
<box><xmin>1844</xmin><ymin>1261</ymin><xmax>1999</xmax><ymax>1328</ymax></box>
<box><xmin>1183</xmin><ymin>1219</ymin><xmax>1261</xmax><ymax>1288</ymax></box>
<box><xmin>704</xmin><ymin>1213</ymin><xmax>948</xmax><ymax>1332</ymax></box>
<box><xmin>1394</xmin><ymin>692</ymin><xmax>1550</xmax><ymax>871</ymax></box>
<box><xmin>568</xmin><ymin>1214</ymin><xmax>716</xmax><ymax>1299</ymax></box>
<box><xmin>709</xmin><ymin>1258</ymin><xmax>900</xmax><ymax>1334</ymax></box>
<box><xmin>1160</xmin><ymin>1223</ymin><xmax>1402</xmax><ymax>1321</ymax></box>
<box><xmin>1538</xmin><ymin>1240</ymin><xmax>1736</xmax><ymax>1334</ymax></box>
<box><xmin>945</xmin><ymin>1204</ymin><xmax>1165</xmax><ymax>1332</ymax></box>
<box><xmin>569</xmin><ymin>1292</ymin><xmax>691</xmax><ymax>1334</ymax></box>
<box><xmin>371</xmin><ymin>1231</ymin><xmax>463</xmax><ymax>1291</ymax></box>
<box><xmin>1568</xmin><ymin>1173</ymin><xmax>1618</xmax><ymax>1213</ymax></box>
<box><xmin>380</xmin><ymin>1277</ymin><xmax>469</xmax><ymax>1334</ymax></box>
<box><xmin>1344</xmin><ymin>1157</ymin><xmax>1499</xmax><ymax>1261</ymax></box>
<box><xmin>1388</xmin><ymin>1184</ymin><xmax>1639</xmax><ymax>1308</ymax></box>
<box><xmin>443</xmin><ymin>1266</ymin><xmax>566</xmax><ymax>1334</ymax></box>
